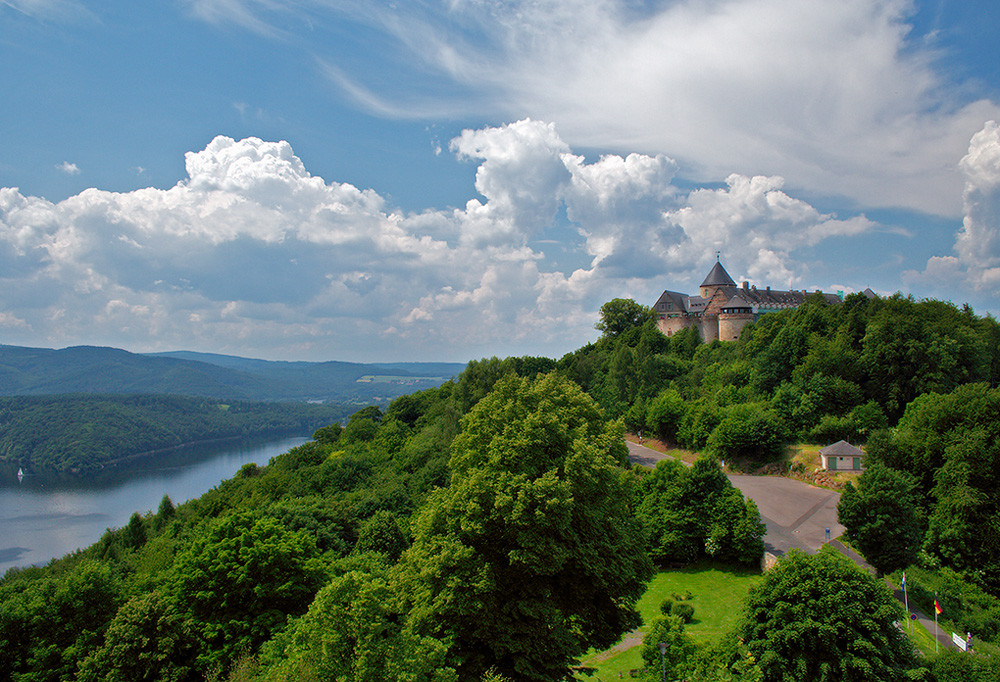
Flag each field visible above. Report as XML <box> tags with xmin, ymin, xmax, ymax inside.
<box><xmin>576</xmin><ymin>562</ymin><xmax>762</xmax><ymax>680</ymax></box>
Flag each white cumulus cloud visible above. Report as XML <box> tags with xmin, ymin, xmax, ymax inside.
<box><xmin>56</xmin><ymin>161</ymin><xmax>80</xmax><ymax>175</ymax></box>
<box><xmin>1</xmin><ymin>122</ymin><xmax>881</xmax><ymax>360</ymax></box>
<box><xmin>908</xmin><ymin>121</ymin><xmax>1000</xmax><ymax>297</ymax></box>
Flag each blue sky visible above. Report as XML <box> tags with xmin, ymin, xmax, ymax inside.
<box><xmin>1</xmin><ymin>0</ymin><xmax>999</xmax><ymax>362</ymax></box>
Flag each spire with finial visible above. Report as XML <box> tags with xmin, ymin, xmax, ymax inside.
<box><xmin>701</xmin><ymin>258</ymin><xmax>735</xmax><ymax>288</ymax></box>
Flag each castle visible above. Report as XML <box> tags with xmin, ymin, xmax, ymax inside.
<box><xmin>654</xmin><ymin>259</ymin><xmax>848</xmax><ymax>342</ymax></box>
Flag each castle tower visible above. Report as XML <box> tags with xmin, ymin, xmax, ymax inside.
<box><xmin>699</xmin><ymin>259</ymin><xmax>736</xmax><ymax>299</ymax></box>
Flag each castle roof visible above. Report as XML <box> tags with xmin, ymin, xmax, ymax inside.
<box><xmin>722</xmin><ymin>294</ymin><xmax>752</xmax><ymax>310</ymax></box>
<box><xmin>701</xmin><ymin>261</ymin><xmax>736</xmax><ymax>287</ymax></box>
<box><xmin>654</xmin><ymin>290</ymin><xmax>707</xmax><ymax>314</ymax></box>
<box><xmin>714</xmin><ymin>285</ymin><xmax>841</xmax><ymax>309</ymax></box>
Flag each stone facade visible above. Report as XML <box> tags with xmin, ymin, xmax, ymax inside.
<box><xmin>654</xmin><ymin>260</ymin><xmax>843</xmax><ymax>342</ymax></box>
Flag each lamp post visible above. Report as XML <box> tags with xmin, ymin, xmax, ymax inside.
<box><xmin>658</xmin><ymin>641</ymin><xmax>667</xmax><ymax>682</ymax></box>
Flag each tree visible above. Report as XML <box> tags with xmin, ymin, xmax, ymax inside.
<box><xmin>77</xmin><ymin>592</ymin><xmax>197</xmax><ymax>682</ymax></box>
<box><xmin>398</xmin><ymin>373</ymin><xmax>651</xmax><ymax>681</ymax></box>
<box><xmin>0</xmin><ymin>559</ymin><xmax>122</xmax><ymax>682</ymax></box>
<box><xmin>595</xmin><ymin>298</ymin><xmax>653</xmax><ymax>338</ymax></box>
<box><xmin>837</xmin><ymin>461</ymin><xmax>924</xmax><ymax>576</ymax></box>
<box><xmin>640</xmin><ymin>615</ymin><xmax>694</xmax><ymax>680</ymax></box>
<box><xmin>637</xmin><ymin>457</ymin><xmax>764</xmax><ymax>567</ymax></box>
<box><xmin>707</xmin><ymin>403</ymin><xmax>784</xmax><ymax>462</ymax></box>
<box><xmin>874</xmin><ymin>383</ymin><xmax>1000</xmax><ymax>591</ymax></box>
<box><xmin>647</xmin><ymin>388</ymin><xmax>685</xmax><ymax>442</ymax></box>
<box><xmin>353</xmin><ymin>509</ymin><xmax>409</xmax><ymax>561</ymax></box>
<box><xmin>259</xmin><ymin>568</ymin><xmax>456</xmax><ymax>682</ymax></box>
<box><xmin>153</xmin><ymin>494</ymin><xmax>176</xmax><ymax>531</ymax></box>
<box><xmin>125</xmin><ymin>511</ymin><xmax>147</xmax><ymax>549</ymax></box>
<box><xmin>738</xmin><ymin>548</ymin><xmax>920</xmax><ymax>681</ymax></box>
<box><xmin>166</xmin><ymin>511</ymin><xmax>328</xmax><ymax>671</ymax></box>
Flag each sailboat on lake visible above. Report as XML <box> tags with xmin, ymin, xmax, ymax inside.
<box><xmin>17</xmin><ymin>467</ymin><xmax>23</xmax><ymax>482</ymax></box>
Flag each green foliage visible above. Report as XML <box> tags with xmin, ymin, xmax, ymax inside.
<box><xmin>671</xmin><ymin>601</ymin><xmax>695</xmax><ymax>623</ymax></box>
<box><xmin>873</xmin><ymin>383</ymin><xmax>1000</xmax><ymax>591</ymax></box>
<box><xmin>258</xmin><ymin>567</ymin><xmax>456</xmax><ymax>682</ymax></box>
<box><xmin>640</xmin><ymin>615</ymin><xmax>695</xmax><ymax>679</ymax></box>
<box><xmin>637</xmin><ymin>458</ymin><xmax>765</xmax><ymax>566</ymax></box>
<box><xmin>166</xmin><ymin>511</ymin><xmax>329</xmax><ymax>671</ymax></box>
<box><xmin>595</xmin><ymin>298</ymin><xmax>654</xmax><ymax>338</ymax></box>
<box><xmin>451</xmin><ymin>356</ymin><xmax>557</xmax><ymax>413</ymax></box>
<box><xmin>837</xmin><ymin>461</ymin><xmax>924</xmax><ymax>576</ymax></box>
<box><xmin>353</xmin><ymin>509</ymin><xmax>408</xmax><ymax>562</ymax></box>
<box><xmin>707</xmin><ymin>403</ymin><xmax>785</xmax><ymax>463</ymax></box>
<box><xmin>0</xmin><ymin>559</ymin><xmax>123</xmax><ymax>681</ymax></box>
<box><xmin>0</xmin><ymin>394</ymin><xmax>349</xmax><ymax>474</ymax></box>
<box><xmin>77</xmin><ymin>592</ymin><xmax>197</xmax><ymax>682</ymax></box>
<box><xmin>647</xmin><ymin>388</ymin><xmax>685</xmax><ymax>442</ymax></box>
<box><xmin>932</xmin><ymin>650</ymin><xmax>1000</xmax><ymax>682</ymax></box>
<box><xmin>398</xmin><ymin>373</ymin><xmax>651</xmax><ymax>681</ymax></box>
<box><xmin>739</xmin><ymin>548</ymin><xmax>919</xmax><ymax>681</ymax></box>
<box><xmin>900</xmin><ymin>566</ymin><xmax>1000</xmax><ymax>644</ymax></box>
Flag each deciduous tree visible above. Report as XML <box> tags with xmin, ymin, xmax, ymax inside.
<box><xmin>398</xmin><ymin>373</ymin><xmax>651</xmax><ymax>681</ymax></box>
<box><xmin>837</xmin><ymin>461</ymin><xmax>924</xmax><ymax>576</ymax></box>
<box><xmin>738</xmin><ymin>548</ymin><xmax>920</xmax><ymax>681</ymax></box>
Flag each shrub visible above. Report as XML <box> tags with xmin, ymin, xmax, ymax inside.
<box><xmin>671</xmin><ymin>602</ymin><xmax>695</xmax><ymax>623</ymax></box>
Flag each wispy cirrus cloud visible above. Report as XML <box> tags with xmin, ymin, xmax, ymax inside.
<box><xmin>185</xmin><ymin>0</ymin><xmax>999</xmax><ymax>216</ymax></box>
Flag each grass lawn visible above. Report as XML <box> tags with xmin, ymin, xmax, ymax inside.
<box><xmin>576</xmin><ymin>562</ymin><xmax>762</xmax><ymax>680</ymax></box>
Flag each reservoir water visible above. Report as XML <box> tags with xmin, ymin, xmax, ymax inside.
<box><xmin>0</xmin><ymin>436</ymin><xmax>309</xmax><ymax>575</ymax></box>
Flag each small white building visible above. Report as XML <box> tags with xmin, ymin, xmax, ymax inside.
<box><xmin>819</xmin><ymin>440</ymin><xmax>865</xmax><ymax>471</ymax></box>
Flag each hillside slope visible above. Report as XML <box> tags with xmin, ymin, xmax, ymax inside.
<box><xmin>0</xmin><ymin>345</ymin><xmax>465</xmax><ymax>403</ymax></box>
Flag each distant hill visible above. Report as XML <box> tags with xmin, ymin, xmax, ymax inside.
<box><xmin>0</xmin><ymin>345</ymin><xmax>466</xmax><ymax>403</ymax></box>
<box><xmin>0</xmin><ymin>394</ymin><xmax>352</xmax><ymax>474</ymax></box>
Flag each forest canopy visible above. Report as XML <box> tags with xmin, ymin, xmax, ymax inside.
<box><xmin>0</xmin><ymin>394</ymin><xmax>351</xmax><ymax>474</ymax></box>
<box><xmin>3</xmin><ymin>289</ymin><xmax>999</xmax><ymax>680</ymax></box>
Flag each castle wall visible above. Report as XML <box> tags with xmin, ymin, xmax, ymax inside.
<box><xmin>699</xmin><ymin>318</ymin><xmax>720</xmax><ymax>342</ymax></box>
<box><xmin>656</xmin><ymin>316</ymin><xmax>698</xmax><ymax>337</ymax></box>
<box><xmin>657</xmin><ymin>315</ymin><xmax>723</xmax><ymax>341</ymax></box>
<box><xmin>718</xmin><ymin>313</ymin><xmax>754</xmax><ymax>341</ymax></box>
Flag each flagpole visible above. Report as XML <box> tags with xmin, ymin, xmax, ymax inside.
<box><xmin>935</xmin><ymin>592</ymin><xmax>939</xmax><ymax>653</ymax></box>
<box><xmin>903</xmin><ymin>572</ymin><xmax>910</xmax><ymax>632</ymax></box>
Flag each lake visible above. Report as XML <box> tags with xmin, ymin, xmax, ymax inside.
<box><xmin>0</xmin><ymin>436</ymin><xmax>309</xmax><ymax>575</ymax></box>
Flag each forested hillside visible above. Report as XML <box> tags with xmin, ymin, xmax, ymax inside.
<box><xmin>0</xmin><ymin>395</ymin><xmax>351</xmax><ymax>474</ymax></box>
<box><xmin>0</xmin><ymin>345</ymin><xmax>464</xmax><ymax>403</ymax></box>
<box><xmin>560</xmin><ymin>293</ymin><xmax>999</xmax><ymax>452</ymax></box>
<box><xmin>2</xmin><ymin>291</ymin><xmax>999</xmax><ymax>681</ymax></box>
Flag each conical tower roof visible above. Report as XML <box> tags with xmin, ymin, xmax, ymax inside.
<box><xmin>701</xmin><ymin>260</ymin><xmax>736</xmax><ymax>287</ymax></box>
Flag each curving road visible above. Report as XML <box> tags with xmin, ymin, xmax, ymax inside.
<box><xmin>626</xmin><ymin>440</ymin><xmax>844</xmax><ymax>556</ymax></box>
<box><xmin>625</xmin><ymin>439</ymin><xmax>957</xmax><ymax>650</ymax></box>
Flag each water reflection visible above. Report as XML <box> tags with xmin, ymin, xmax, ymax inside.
<box><xmin>0</xmin><ymin>436</ymin><xmax>308</xmax><ymax>575</ymax></box>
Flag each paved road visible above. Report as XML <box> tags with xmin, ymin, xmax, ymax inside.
<box><xmin>626</xmin><ymin>439</ymin><xmax>956</xmax><ymax>650</ymax></box>
<box><xmin>627</xmin><ymin>440</ymin><xmax>843</xmax><ymax>555</ymax></box>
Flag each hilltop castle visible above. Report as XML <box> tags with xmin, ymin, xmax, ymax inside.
<box><xmin>654</xmin><ymin>259</ymin><xmax>849</xmax><ymax>342</ymax></box>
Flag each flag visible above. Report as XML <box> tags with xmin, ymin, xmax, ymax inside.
<box><xmin>934</xmin><ymin>599</ymin><xmax>943</xmax><ymax>615</ymax></box>
<box><xmin>901</xmin><ymin>573</ymin><xmax>906</xmax><ymax>591</ymax></box>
